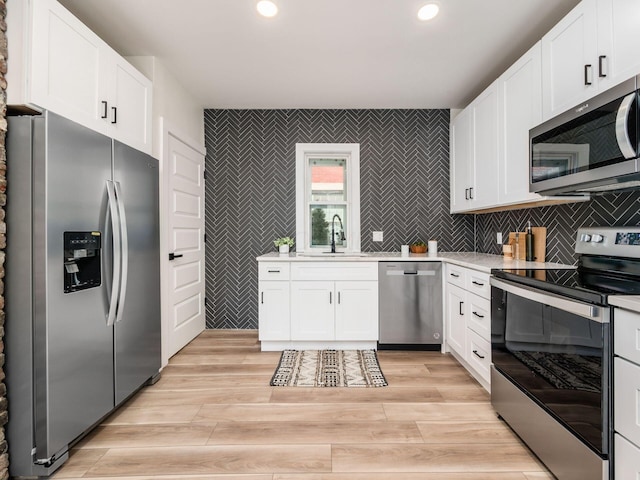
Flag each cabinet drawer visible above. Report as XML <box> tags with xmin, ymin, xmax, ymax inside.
<box><xmin>614</xmin><ymin>309</ymin><xmax>640</xmax><ymax>365</ymax></box>
<box><xmin>291</xmin><ymin>262</ymin><xmax>377</xmax><ymax>281</ymax></box>
<box><xmin>615</xmin><ymin>434</ymin><xmax>640</xmax><ymax>480</ymax></box>
<box><xmin>614</xmin><ymin>357</ymin><xmax>640</xmax><ymax>448</ymax></box>
<box><xmin>467</xmin><ymin>328</ymin><xmax>491</xmax><ymax>383</ymax></box>
<box><xmin>258</xmin><ymin>262</ymin><xmax>290</xmax><ymax>281</ymax></box>
<box><xmin>446</xmin><ymin>264</ymin><xmax>466</xmax><ymax>287</ymax></box>
<box><xmin>466</xmin><ymin>271</ymin><xmax>491</xmax><ymax>299</ymax></box>
<box><xmin>467</xmin><ymin>293</ymin><xmax>491</xmax><ymax>341</ymax></box>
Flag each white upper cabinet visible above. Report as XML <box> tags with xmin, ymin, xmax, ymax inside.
<box><xmin>596</xmin><ymin>0</ymin><xmax>640</xmax><ymax>91</ymax></box>
<box><xmin>8</xmin><ymin>0</ymin><xmax>152</xmax><ymax>154</ymax></box>
<box><xmin>541</xmin><ymin>0</ymin><xmax>598</xmax><ymax>120</ymax></box>
<box><xmin>450</xmin><ymin>81</ymin><xmax>499</xmax><ymax>214</ymax></box>
<box><xmin>542</xmin><ymin>0</ymin><xmax>640</xmax><ymax>122</ymax></box>
<box><xmin>498</xmin><ymin>42</ymin><xmax>543</xmax><ymax>205</ymax></box>
<box><xmin>450</xmin><ymin>107</ymin><xmax>473</xmax><ymax>213</ymax></box>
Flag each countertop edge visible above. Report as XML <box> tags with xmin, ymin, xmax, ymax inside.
<box><xmin>256</xmin><ymin>251</ymin><xmax>573</xmax><ymax>273</ymax></box>
<box><xmin>609</xmin><ymin>295</ymin><xmax>640</xmax><ymax>313</ymax></box>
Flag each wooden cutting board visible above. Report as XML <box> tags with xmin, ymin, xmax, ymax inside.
<box><xmin>508</xmin><ymin>227</ymin><xmax>546</xmax><ymax>262</ymax></box>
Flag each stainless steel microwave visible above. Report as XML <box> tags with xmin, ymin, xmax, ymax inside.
<box><xmin>530</xmin><ymin>75</ymin><xmax>639</xmax><ymax>195</ymax></box>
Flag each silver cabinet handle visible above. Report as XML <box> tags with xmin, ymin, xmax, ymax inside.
<box><xmin>459</xmin><ymin>301</ymin><xmax>464</xmax><ymax>316</ymax></box>
<box><xmin>450</xmin><ymin>273</ymin><xmax>460</xmax><ymax>278</ymax></box>
<box><xmin>616</xmin><ymin>92</ymin><xmax>637</xmax><ymax>159</ymax></box>
<box><xmin>261</xmin><ymin>292</ymin><xmax>264</xmax><ymax>304</ymax></box>
<box><xmin>329</xmin><ymin>291</ymin><xmax>332</xmax><ymax>304</ymax></box>
<box><xmin>267</xmin><ymin>269</ymin><xmax>280</xmax><ymax>273</ymax></box>
<box><xmin>338</xmin><ymin>292</ymin><xmax>341</xmax><ymax>304</ymax></box>
<box><xmin>473</xmin><ymin>350</ymin><xmax>485</xmax><ymax>360</ymax></box>
<box><xmin>465</xmin><ymin>188</ymin><xmax>469</xmax><ymax>200</ymax></box>
<box><xmin>472</xmin><ymin>280</ymin><xmax>484</xmax><ymax>286</ymax></box>
<box><xmin>469</xmin><ymin>187</ymin><xmax>474</xmax><ymax>199</ymax></box>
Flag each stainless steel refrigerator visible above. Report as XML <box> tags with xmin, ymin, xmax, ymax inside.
<box><xmin>5</xmin><ymin>111</ymin><xmax>161</xmax><ymax>477</ymax></box>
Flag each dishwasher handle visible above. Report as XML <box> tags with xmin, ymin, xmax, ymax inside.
<box><xmin>386</xmin><ymin>270</ymin><xmax>436</xmax><ymax>276</ymax></box>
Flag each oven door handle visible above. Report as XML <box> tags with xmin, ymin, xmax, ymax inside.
<box><xmin>490</xmin><ymin>277</ymin><xmax>608</xmax><ymax>323</ymax></box>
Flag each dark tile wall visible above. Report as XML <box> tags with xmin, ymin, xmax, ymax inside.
<box><xmin>204</xmin><ymin>109</ymin><xmax>473</xmax><ymax>329</ymax></box>
<box><xmin>475</xmin><ymin>191</ymin><xmax>640</xmax><ymax>264</ymax></box>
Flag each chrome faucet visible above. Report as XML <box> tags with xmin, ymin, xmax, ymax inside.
<box><xmin>330</xmin><ymin>214</ymin><xmax>345</xmax><ymax>253</ymax></box>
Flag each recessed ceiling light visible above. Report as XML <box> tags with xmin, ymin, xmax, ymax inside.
<box><xmin>417</xmin><ymin>3</ymin><xmax>439</xmax><ymax>21</ymax></box>
<box><xmin>257</xmin><ymin>0</ymin><xmax>278</xmax><ymax>18</ymax></box>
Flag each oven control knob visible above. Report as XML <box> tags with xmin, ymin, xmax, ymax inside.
<box><xmin>591</xmin><ymin>234</ymin><xmax>604</xmax><ymax>243</ymax></box>
<box><xmin>581</xmin><ymin>234</ymin><xmax>592</xmax><ymax>242</ymax></box>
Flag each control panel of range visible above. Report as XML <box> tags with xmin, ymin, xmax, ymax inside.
<box><xmin>576</xmin><ymin>227</ymin><xmax>640</xmax><ymax>257</ymax></box>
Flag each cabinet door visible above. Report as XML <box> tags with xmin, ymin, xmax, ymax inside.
<box><xmin>30</xmin><ymin>0</ymin><xmax>106</xmax><ymax>130</ymax></box>
<box><xmin>597</xmin><ymin>0</ymin><xmax>640</xmax><ymax>90</ymax></box>
<box><xmin>258</xmin><ymin>281</ymin><xmax>290</xmax><ymax>341</ymax></box>
<box><xmin>498</xmin><ymin>42</ymin><xmax>543</xmax><ymax>204</ymax></box>
<box><xmin>108</xmin><ymin>54</ymin><xmax>153</xmax><ymax>154</ymax></box>
<box><xmin>335</xmin><ymin>281</ymin><xmax>378</xmax><ymax>341</ymax></box>
<box><xmin>470</xmin><ymin>82</ymin><xmax>499</xmax><ymax>209</ymax></box>
<box><xmin>450</xmin><ymin>108</ymin><xmax>473</xmax><ymax>213</ymax></box>
<box><xmin>615</xmin><ymin>434</ymin><xmax>640</xmax><ymax>480</ymax></box>
<box><xmin>446</xmin><ymin>284</ymin><xmax>466</xmax><ymax>358</ymax></box>
<box><xmin>541</xmin><ymin>0</ymin><xmax>598</xmax><ymax>120</ymax></box>
<box><xmin>290</xmin><ymin>281</ymin><xmax>335</xmax><ymax>340</ymax></box>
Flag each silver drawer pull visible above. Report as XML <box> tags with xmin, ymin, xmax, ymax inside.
<box><xmin>450</xmin><ymin>273</ymin><xmax>460</xmax><ymax>278</ymax></box>
<box><xmin>267</xmin><ymin>269</ymin><xmax>281</xmax><ymax>273</ymax></box>
<box><xmin>473</xmin><ymin>350</ymin><xmax>485</xmax><ymax>360</ymax></box>
<box><xmin>472</xmin><ymin>280</ymin><xmax>484</xmax><ymax>286</ymax></box>
<box><xmin>472</xmin><ymin>311</ymin><xmax>484</xmax><ymax>319</ymax></box>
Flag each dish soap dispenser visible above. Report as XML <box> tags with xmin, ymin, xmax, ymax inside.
<box><xmin>525</xmin><ymin>222</ymin><xmax>534</xmax><ymax>261</ymax></box>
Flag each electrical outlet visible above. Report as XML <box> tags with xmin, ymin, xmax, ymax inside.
<box><xmin>373</xmin><ymin>231</ymin><xmax>383</xmax><ymax>242</ymax></box>
<box><xmin>496</xmin><ymin>232</ymin><xmax>503</xmax><ymax>244</ymax></box>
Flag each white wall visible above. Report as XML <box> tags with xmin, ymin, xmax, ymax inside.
<box><xmin>126</xmin><ymin>56</ymin><xmax>205</xmax><ymax>157</ymax></box>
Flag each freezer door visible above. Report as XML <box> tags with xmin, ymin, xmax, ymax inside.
<box><xmin>34</xmin><ymin>112</ymin><xmax>114</xmax><ymax>459</ymax></box>
<box><xmin>113</xmin><ymin>141</ymin><xmax>161</xmax><ymax>405</ymax></box>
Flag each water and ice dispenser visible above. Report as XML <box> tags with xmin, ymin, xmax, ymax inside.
<box><xmin>64</xmin><ymin>231</ymin><xmax>102</xmax><ymax>293</ymax></box>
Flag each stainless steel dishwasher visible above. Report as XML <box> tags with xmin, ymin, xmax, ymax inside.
<box><xmin>378</xmin><ymin>262</ymin><xmax>442</xmax><ymax>349</ymax></box>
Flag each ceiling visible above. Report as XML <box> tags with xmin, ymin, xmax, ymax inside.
<box><xmin>59</xmin><ymin>0</ymin><xmax>581</xmax><ymax>109</ymax></box>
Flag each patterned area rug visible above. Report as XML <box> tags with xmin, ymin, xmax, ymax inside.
<box><xmin>270</xmin><ymin>349</ymin><xmax>388</xmax><ymax>387</ymax></box>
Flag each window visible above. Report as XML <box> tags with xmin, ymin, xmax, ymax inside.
<box><xmin>296</xmin><ymin>144</ymin><xmax>360</xmax><ymax>252</ymax></box>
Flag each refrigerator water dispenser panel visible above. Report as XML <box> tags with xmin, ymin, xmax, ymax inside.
<box><xmin>64</xmin><ymin>231</ymin><xmax>102</xmax><ymax>293</ymax></box>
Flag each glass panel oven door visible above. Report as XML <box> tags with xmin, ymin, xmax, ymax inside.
<box><xmin>491</xmin><ymin>279</ymin><xmax>610</xmax><ymax>456</ymax></box>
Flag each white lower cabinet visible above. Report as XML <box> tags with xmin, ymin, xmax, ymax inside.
<box><xmin>258</xmin><ymin>281</ymin><xmax>290</xmax><ymax>341</ymax></box>
<box><xmin>258</xmin><ymin>261</ymin><xmax>378</xmax><ymax>350</ymax></box>
<box><xmin>445</xmin><ymin>264</ymin><xmax>491</xmax><ymax>391</ymax></box>
<box><xmin>290</xmin><ymin>281</ymin><xmax>335</xmax><ymax>340</ymax></box>
<box><xmin>258</xmin><ymin>262</ymin><xmax>291</xmax><ymax>341</ymax></box>
<box><xmin>613</xmin><ymin>307</ymin><xmax>640</xmax><ymax>479</ymax></box>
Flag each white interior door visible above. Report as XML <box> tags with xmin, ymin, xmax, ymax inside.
<box><xmin>164</xmin><ymin>125</ymin><xmax>206</xmax><ymax>360</ymax></box>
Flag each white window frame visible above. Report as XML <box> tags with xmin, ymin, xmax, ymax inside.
<box><xmin>295</xmin><ymin>143</ymin><xmax>361</xmax><ymax>253</ymax></box>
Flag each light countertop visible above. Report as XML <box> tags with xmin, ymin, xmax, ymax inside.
<box><xmin>257</xmin><ymin>251</ymin><xmax>573</xmax><ymax>274</ymax></box>
<box><xmin>609</xmin><ymin>296</ymin><xmax>640</xmax><ymax>313</ymax></box>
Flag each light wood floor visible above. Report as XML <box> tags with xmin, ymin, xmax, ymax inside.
<box><xmin>53</xmin><ymin>330</ymin><xmax>552</xmax><ymax>480</ymax></box>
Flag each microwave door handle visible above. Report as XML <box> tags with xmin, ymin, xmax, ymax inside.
<box><xmin>615</xmin><ymin>92</ymin><xmax>637</xmax><ymax>159</ymax></box>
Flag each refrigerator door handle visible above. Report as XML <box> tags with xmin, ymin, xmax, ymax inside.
<box><xmin>106</xmin><ymin>181</ymin><xmax>121</xmax><ymax>327</ymax></box>
<box><xmin>114</xmin><ymin>181</ymin><xmax>129</xmax><ymax>323</ymax></box>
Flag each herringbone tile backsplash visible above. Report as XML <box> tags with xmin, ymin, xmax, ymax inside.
<box><xmin>204</xmin><ymin>109</ymin><xmax>640</xmax><ymax>329</ymax></box>
<box><xmin>475</xmin><ymin>190</ymin><xmax>640</xmax><ymax>264</ymax></box>
<box><xmin>204</xmin><ymin>109</ymin><xmax>471</xmax><ymax>329</ymax></box>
